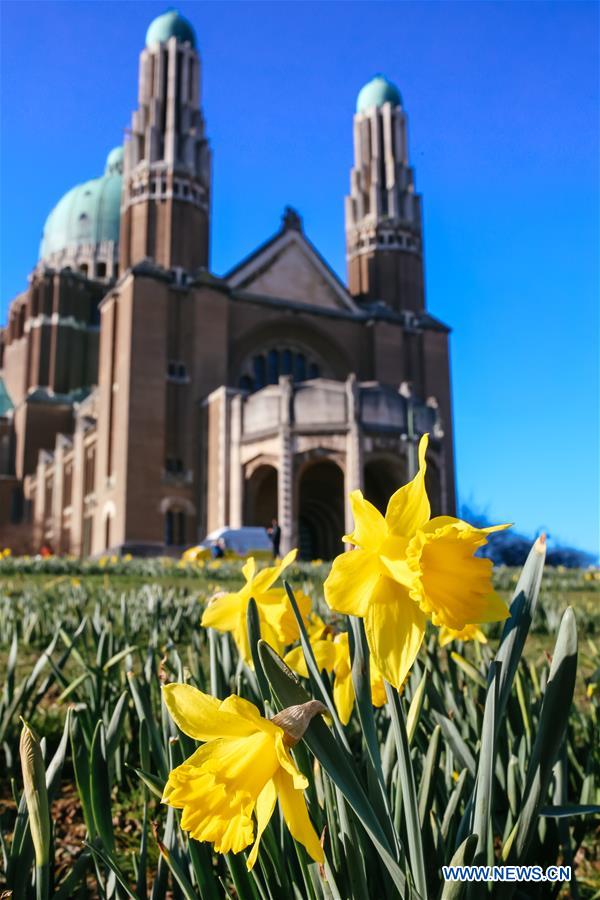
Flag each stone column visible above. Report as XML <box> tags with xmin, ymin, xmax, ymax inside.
<box><xmin>344</xmin><ymin>374</ymin><xmax>363</xmax><ymax>539</ymax></box>
<box><xmin>70</xmin><ymin>421</ymin><xmax>86</xmax><ymax>556</ymax></box>
<box><xmin>51</xmin><ymin>435</ymin><xmax>66</xmax><ymax>553</ymax></box>
<box><xmin>277</xmin><ymin>376</ymin><xmax>294</xmax><ymax>555</ymax></box>
<box><xmin>228</xmin><ymin>393</ymin><xmax>243</xmax><ymax>528</ymax></box>
<box><xmin>32</xmin><ymin>454</ymin><xmax>46</xmax><ymax>550</ymax></box>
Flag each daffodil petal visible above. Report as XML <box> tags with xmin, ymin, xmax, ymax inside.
<box><xmin>242</xmin><ymin>557</ymin><xmax>256</xmax><ymax>582</ymax></box>
<box><xmin>251</xmin><ymin>548</ymin><xmax>298</xmax><ymax>594</ymax></box>
<box><xmin>162</xmin><ymin>683</ymin><xmax>257</xmax><ymax>740</ymax></box>
<box><xmin>274</xmin><ymin>769</ymin><xmax>324</xmax><ymax>864</ymax></box>
<box><xmin>364</xmin><ymin>578</ymin><xmax>427</xmax><ymax>691</ymax></box>
<box><xmin>324</xmin><ymin>548</ymin><xmax>381</xmax><ymax>617</ymax></box>
<box><xmin>333</xmin><ymin>669</ymin><xmax>355</xmax><ymax>725</ymax></box>
<box><xmin>343</xmin><ymin>491</ymin><xmax>387</xmax><ymax>550</ymax></box>
<box><xmin>439</xmin><ymin>623</ymin><xmax>489</xmax><ymax>646</ymax></box>
<box><xmin>246</xmin><ymin>779</ymin><xmax>277</xmax><ymax>870</ymax></box>
<box><xmin>201</xmin><ymin>593</ymin><xmax>245</xmax><ymax>631</ymax></box>
<box><xmin>273</xmin><ymin>734</ymin><xmax>308</xmax><ymax>789</ymax></box>
<box><xmin>284</xmin><ymin>646</ymin><xmax>309</xmax><ymax>678</ymax></box>
<box><xmin>385</xmin><ymin>433</ymin><xmax>430</xmax><ymax>538</ymax></box>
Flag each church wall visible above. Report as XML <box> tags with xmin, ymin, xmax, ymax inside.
<box><xmin>226</xmin><ymin>302</ymin><xmax>372</xmax><ymax>385</ymax></box>
<box><xmin>13</xmin><ymin>401</ymin><xmax>73</xmax><ymax>481</ymax></box>
<box><xmin>3</xmin><ymin>335</ymin><xmax>28</xmax><ymax>407</ymax></box>
<box><xmin>422</xmin><ymin>328</ymin><xmax>456</xmax><ymax>513</ymax></box>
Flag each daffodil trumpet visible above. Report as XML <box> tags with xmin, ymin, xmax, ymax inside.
<box><xmin>162</xmin><ymin>683</ymin><xmax>325</xmax><ymax>870</ymax></box>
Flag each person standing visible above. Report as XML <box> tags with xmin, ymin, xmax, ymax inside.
<box><xmin>268</xmin><ymin>519</ymin><xmax>281</xmax><ymax>559</ymax></box>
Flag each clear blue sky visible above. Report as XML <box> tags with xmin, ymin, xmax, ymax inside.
<box><xmin>1</xmin><ymin>1</ymin><xmax>598</xmax><ymax>555</ymax></box>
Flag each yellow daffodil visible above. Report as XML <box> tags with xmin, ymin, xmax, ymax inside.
<box><xmin>438</xmin><ymin>623</ymin><xmax>488</xmax><ymax>647</ymax></box>
<box><xmin>201</xmin><ymin>550</ymin><xmax>310</xmax><ymax>664</ymax></box>
<box><xmin>285</xmin><ymin>631</ymin><xmax>386</xmax><ymax>725</ymax></box>
<box><xmin>324</xmin><ymin>434</ymin><xmax>510</xmax><ymax>691</ymax></box>
<box><xmin>162</xmin><ymin>684</ymin><xmax>324</xmax><ymax>869</ymax></box>
<box><xmin>306</xmin><ymin>611</ymin><xmax>330</xmax><ymax>641</ymax></box>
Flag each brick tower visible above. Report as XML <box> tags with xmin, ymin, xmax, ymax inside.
<box><xmin>345</xmin><ymin>75</ymin><xmax>425</xmax><ymax>312</ymax></box>
<box><xmin>119</xmin><ymin>10</ymin><xmax>211</xmax><ymax>274</ymax></box>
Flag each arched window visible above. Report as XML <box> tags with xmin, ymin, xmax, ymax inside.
<box><xmin>294</xmin><ymin>353</ymin><xmax>306</xmax><ymax>382</ymax></box>
<box><xmin>267</xmin><ymin>349</ymin><xmax>279</xmax><ymax>384</ymax></box>
<box><xmin>165</xmin><ymin>510</ymin><xmax>174</xmax><ymax>546</ymax></box>
<box><xmin>253</xmin><ymin>355</ymin><xmax>266</xmax><ymax>390</ymax></box>
<box><xmin>164</xmin><ymin>509</ymin><xmax>187</xmax><ymax>546</ymax></box>
<box><xmin>281</xmin><ymin>349</ymin><xmax>293</xmax><ymax>375</ymax></box>
<box><xmin>242</xmin><ymin>348</ymin><xmax>323</xmax><ymax>393</ymax></box>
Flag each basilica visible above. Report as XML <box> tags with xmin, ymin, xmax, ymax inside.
<box><xmin>0</xmin><ymin>10</ymin><xmax>455</xmax><ymax>559</ymax></box>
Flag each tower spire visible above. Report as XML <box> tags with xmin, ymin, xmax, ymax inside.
<box><xmin>120</xmin><ymin>10</ymin><xmax>211</xmax><ymax>273</ymax></box>
<box><xmin>345</xmin><ymin>75</ymin><xmax>424</xmax><ymax>312</ymax></box>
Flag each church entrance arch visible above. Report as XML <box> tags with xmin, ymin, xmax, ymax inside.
<box><xmin>363</xmin><ymin>454</ymin><xmax>409</xmax><ymax>515</ymax></box>
<box><xmin>297</xmin><ymin>459</ymin><xmax>345</xmax><ymax>560</ymax></box>
<box><xmin>244</xmin><ymin>464</ymin><xmax>278</xmax><ymax>528</ymax></box>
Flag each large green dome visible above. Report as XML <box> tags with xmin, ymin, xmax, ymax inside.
<box><xmin>356</xmin><ymin>75</ymin><xmax>402</xmax><ymax>113</ymax></box>
<box><xmin>39</xmin><ymin>148</ymin><xmax>123</xmax><ymax>262</ymax></box>
<box><xmin>146</xmin><ymin>10</ymin><xmax>196</xmax><ymax>48</ymax></box>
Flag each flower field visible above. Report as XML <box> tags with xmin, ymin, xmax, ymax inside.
<box><xmin>1</xmin><ymin>451</ymin><xmax>599</xmax><ymax>900</ymax></box>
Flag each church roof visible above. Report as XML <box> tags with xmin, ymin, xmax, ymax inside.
<box><xmin>225</xmin><ymin>208</ymin><xmax>360</xmax><ymax>313</ymax></box>
<box><xmin>39</xmin><ymin>147</ymin><xmax>123</xmax><ymax>263</ymax></box>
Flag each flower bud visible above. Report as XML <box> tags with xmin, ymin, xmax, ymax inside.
<box><xmin>19</xmin><ymin>719</ymin><xmax>50</xmax><ymax>867</ymax></box>
<box><xmin>271</xmin><ymin>700</ymin><xmax>327</xmax><ymax>746</ymax></box>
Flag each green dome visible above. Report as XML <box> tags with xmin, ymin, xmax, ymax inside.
<box><xmin>146</xmin><ymin>10</ymin><xmax>196</xmax><ymax>48</ymax></box>
<box><xmin>356</xmin><ymin>75</ymin><xmax>402</xmax><ymax>113</ymax></box>
<box><xmin>39</xmin><ymin>147</ymin><xmax>123</xmax><ymax>261</ymax></box>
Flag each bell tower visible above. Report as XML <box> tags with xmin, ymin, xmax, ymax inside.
<box><xmin>345</xmin><ymin>75</ymin><xmax>424</xmax><ymax>312</ymax></box>
<box><xmin>120</xmin><ymin>10</ymin><xmax>211</xmax><ymax>274</ymax></box>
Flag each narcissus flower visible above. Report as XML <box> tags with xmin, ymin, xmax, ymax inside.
<box><xmin>324</xmin><ymin>434</ymin><xmax>510</xmax><ymax>691</ymax></box>
<box><xmin>285</xmin><ymin>631</ymin><xmax>386</xmax><ymax>725</ymax></box>
<box><xmin>162</xmin><ymin>684</ymin><xmax>324</xmax><ymax>869</ymax></box>
<box><xmin>201</xmin><ymin>550</ymin><xmax>310</xmax><ymax>663</ymax></box>
<box><xmin>438</xmin><ymin>623</ymin><xmax>488</xmax><ymax>647</ymax></box>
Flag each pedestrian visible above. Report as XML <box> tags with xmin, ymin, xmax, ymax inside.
<box><xmin>268</xmin><ymin>518</ymin><xmax>281</xmax><ymax>559</ymax></box>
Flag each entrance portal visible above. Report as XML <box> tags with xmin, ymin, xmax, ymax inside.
<box><xmin>298</xmin><ymin>460</ymin><xmax>344</xmax><ymax>560</ymax></box>
<box><xmin>244</xmin><ymin>465</ymin><xmax>278</xmax><ymax>527</ymax></box>
<box><xmin>364</xmin><ymin>455</ymin><xmax>408</xmax><ymax>515</ymax></box>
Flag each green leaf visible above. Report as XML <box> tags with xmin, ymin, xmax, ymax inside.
<box><xmin>450</xmin><ymin>652</ymin><xmax>486</xmax><ymax>690</ymax></box>
<box><xmin>89</xmin><ymin>721</ymin><xmax>115</xmax><ymax>853</ymax></box>
<box><xmin>539</xmin><ymin>804</ymin><xmax>600</xmax><ymax>819</ymax></box>
<box><xmin>406</xmin><ymin>669</ymin><xmax>428</xmax><ymax>745</ymax></box>
<box><xmin>494</xmin><ymin>537</ymin><xmax>546</xmax><ymax>733</ymax></box>
<box><xmin>418</xmin><ymin>722</ymin><xmax>441</xmax><ymax>828</ymax></box>
<box><xmin>440</xmin><ymin>835</ymin><xmax>478</xmax><ymax>899</ymax></box>
<box><xmin>471</xmin><ymin>660</ymin><xmax>498</xmax><ymax>861</ymax></box>
<box><xmin>103</xmin><ymin>644</ymin><xmax>138</xmax><ymax>671</ymax></box>
<box><xmin>258</xmin><ymin>639</ymin><xmax>406</xmax><ymax>895</ymax></box>
<box><xmin>432</xmin><ymin>711</ymin><xmax>476</xmax><ymax>778</ymax></box>
<box><xmin>385</xmin><ymin>681</ymin><xmax>428</xmax><ymax>900</ymax></box>
<box><xmin>70</xmin><ymin>715</ymin><xmax>96</xmax><ymax>840</ymax></box>
<box><xmin>247</xmin><ymin>598</ymin><xmax>271</xmax><ymax>708</ymax></box>
<box><xmin>510</xmin><ymin>606</ymin><xmax>578</xmax><ymax>861</ymax></box>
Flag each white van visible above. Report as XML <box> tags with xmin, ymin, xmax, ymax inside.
<box><xmin>182</xmin><ymin>526</ymin><xmax>272</xmax><ymax>561</ymax></box>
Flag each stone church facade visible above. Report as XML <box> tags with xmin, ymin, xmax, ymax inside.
<box><xmin>0</xmin><ymin>10</ymin><xmax>455</xmax><ymax>559</ymax></box>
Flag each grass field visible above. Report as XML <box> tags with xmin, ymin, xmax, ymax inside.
<box><xmin>0</xmin><ymin>556</ymin><xmax>598</xmax><ymax>898</ymax></box>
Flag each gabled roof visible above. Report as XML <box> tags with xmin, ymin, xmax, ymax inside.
<box><xmin>225</xmin><ymin>208</ymin><xmax>359</xmax><ymax>314</ymax></box>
